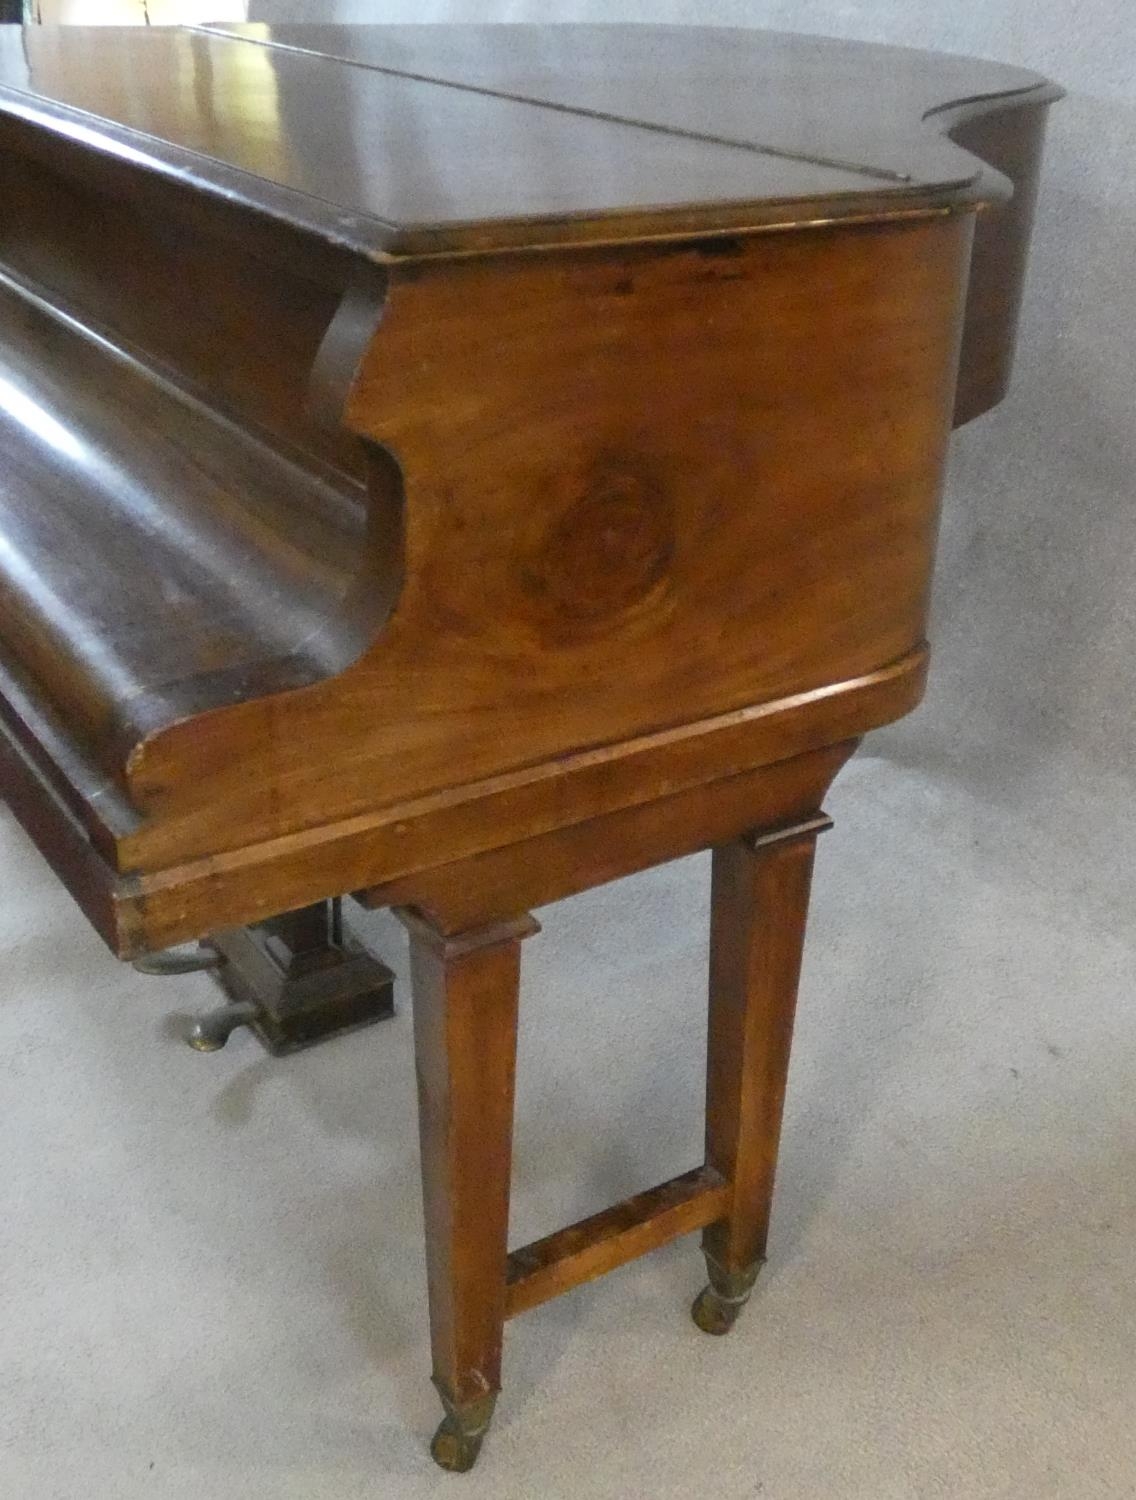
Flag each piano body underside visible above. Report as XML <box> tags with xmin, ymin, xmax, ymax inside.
<box><xmin>0</xmin><ymin>73</ymin><xmax>1053</xmax><ymax>958</ymax></box>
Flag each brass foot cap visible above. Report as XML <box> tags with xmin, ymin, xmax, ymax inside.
<box><xmin>691</xmin><ymin>1284</ymin><xmax>745</xmax><ymax>1336</ymax></box>
<box><xmin>431</xmin><ymin>1413</ymin><xmax>488</xmax><ymax>1473</ymax></box>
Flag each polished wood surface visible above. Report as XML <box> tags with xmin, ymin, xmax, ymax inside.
<box><xmin>0</xmin><ymin>23</ymin><xmax>1057</xmax><ymax>255</ymax></box>
<box><xmin>401</xmin><ymin>908</ymin><xmax>536</xmax><ymax>1465</ymax></box>
<box><xmin>0</xmin><ymin>272</ymin><xmax>365</xmax><ymax>766</ymax></box>
<box><xmin>209</xmin><ymin>22</ymin><xmax>1048</xmax><ymax>194</ymax></box>
<box><xmin>505</xmin><ymin>1166</ymin><xmax>731</xmax><ymax>1320</ymax></box>
<box><xmin>119</xmin><ymin>212</ymin><xmax>967</xmax><ymax>877</ymax></box>
<box><xmin>0</xmin><ymin>23</ymin><xmax>1059</xmax><ymax>1474</ymax></box>
<box><xmin>702</xmin><ymin>820</ymin><xmax>828</xmax><ymax>1286</ymax></box>
<box><xmin>0</xmin><ymin>27</ymin><xmax>1059</xmax><ymax>956</ymax></box>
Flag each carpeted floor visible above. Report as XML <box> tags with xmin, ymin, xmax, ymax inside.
<box><xmin>2</xmin><ymin>726</ymin><xmax>1133</xmax><ymax>1498</ymax></box>
<box><xmin>3</xmin><ymin>8</ymin><xmax>1135</xmax><ymax>1496</ymax></box>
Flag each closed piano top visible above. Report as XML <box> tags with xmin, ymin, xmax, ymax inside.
<box><xmin>0</xmin><ymin>22</ymin><xmax>1060</xmax><ymax>953</ymax></box>
<box><xmin>0</xmin><ymin>22</ymin><xmax>1058</xmax><ymax>257</ymax></box>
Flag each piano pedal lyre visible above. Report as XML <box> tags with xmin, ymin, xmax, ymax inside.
<box><xmin>134</xmin><ymin>898</ymin><xmax>395</xmax><ymax>1055</ymax></box>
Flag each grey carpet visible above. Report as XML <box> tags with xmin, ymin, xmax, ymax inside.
<box><xmin>3</xmin><ymin>3</ymin><xmax>1134</xmax><ymax>1495</ymax></box>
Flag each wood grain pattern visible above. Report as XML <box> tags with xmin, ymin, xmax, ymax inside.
<box><xmin>945</xmin><ymin>93</ymin><xmax>1053</xmax><ymax>425</ymax></box>
<box><xmin>0</xmin><ymin>24</ymin><xmax>1059</xmax><ymax>257</ymax></box>
<box><xmin>703</xmin><ymin>821</ymin><xmax>830</xmax><ymax>1281</ymax></box>
<box><xmin>360</xmin><ymin>742</ymin><xmax>859</xmax><ymax>935</ymax></box>
<box><xmin>119</xmin><ymin>213</ymin><xmax>970</xmax><ymax>871</ymax></box>
<box><xmin>505</xmin><ymin>1167</ymin><xmax>730</xmax><ymax>1319</ymax></box>
<box><xmin>0</xmin><ymin>25</ymin><xmax>1057</xmax><ymax>950</ymax></box>
<box><xmin>0</xmin><ymin>272</ymin><xmax>370</xmax><ymax>774</ymax></box>
<box><xmin>1</xmin><ymin>653</ymin><xmax>915</xmax><ymax>956</ymax></box>
<box><xmin>0</xmin><ymin>25</ymin><xmax>1060</xmax><ymax>1472</ymax></box>
<box><xmin>0</xmin><ymin>124</ymin><xmax>365</xmax><ymax>477</ymax></box>
<box><xmin>400</xmin><ymin>908</ymin><xmax>537</xmax><ymax>1411</ymax></box>
<box><xmin>206</xmin><ymin>23</ymin><xmax>1052</xmax><ymax>192</ymax></box>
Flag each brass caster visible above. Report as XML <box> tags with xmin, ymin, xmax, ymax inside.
<box><xmin>691</xmin><ymin>1283</ymin><xmax>744</xmax><ymax>1335</ymax></box>
<box><xmin>430</xmin><ymin>1391</ymin><xmax>496</xmax><ymax>1474</ymax></box>
<box><xmin>691</xmin><ymin>1254</ymin><xmax>762</xmax><ymax>1335</ymax></box>
<box><xmin>430</xmin><ymin>1414</ymin><xmax>486</xmax><ymax>1474</ymax></box>
<box><xmin>187</xmin><ymin>1001</ymin><xmax>260</xmax><ymax>1051</ymax></box>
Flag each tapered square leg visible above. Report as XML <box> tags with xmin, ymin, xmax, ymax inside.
<box><xmin>399</xmin><ymin>907</ymin><xmax>539</xmax><ymax>1472</ymax></box>
<box><xmin>694</xmin><ymin>815</ymin><xmax>831</xmax><ymax>1334</ymax></box>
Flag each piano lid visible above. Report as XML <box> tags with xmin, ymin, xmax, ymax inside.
<box><xmin>0</xmin><ymin>23</ymin><xmax>1058</xmax><ymax>258</ymax></box>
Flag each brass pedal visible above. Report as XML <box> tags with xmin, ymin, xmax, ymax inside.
<box><xmin>137</xmin><ymin>898</ymin><xmax>396</xmax><ymax>1055</ymax></box>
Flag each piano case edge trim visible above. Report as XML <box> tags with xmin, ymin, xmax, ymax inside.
<box><xmin>0</xmin><ymin>646</ymin><xmax>927</xmax><ymax>959</ymax></box>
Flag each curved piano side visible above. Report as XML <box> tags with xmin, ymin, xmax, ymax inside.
<box><xmin>0</xmin><ymin>29</ymin><xmax>1061</xmax><ymax>957</ymax></box>
<box><xmin>934</xmin><ymin>84</ymin><xmax>1063</xmax><ymax>427</ymax></box>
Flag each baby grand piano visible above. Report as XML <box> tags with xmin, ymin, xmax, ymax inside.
<box><xmin>0</xmin><ymin>23</ymin><xmax>1058</xmax><ymax>1473</ymax></box>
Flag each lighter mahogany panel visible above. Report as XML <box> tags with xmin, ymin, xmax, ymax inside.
<box><xmin>119</xmin><ymin>212</ymin><xmax>971</xmax><ymax>869</ymax></box>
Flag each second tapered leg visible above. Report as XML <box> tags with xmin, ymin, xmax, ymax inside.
<box><xmin>693</xmin><ymin>815</ymin><xmax>830</xmax><ymax>1334</ymax></box>
<box><xmin>399</xmin><ymin>908</ymin><xmax>539</xmax><ymax>1472</ymax></box>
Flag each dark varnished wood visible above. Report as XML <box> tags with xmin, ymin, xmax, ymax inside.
<box><xmin>699</xmin><ymin>818</ymin><xmax>832</xmax><ymax>1326</ymax></box>
<box><xmin>400</xmin><ymin>908</ymin><xmax>538</xmax><ymax>1469</ymax></box>
<box><xmin>0</xmin><ymin>29</ymin><xmax>930</xmax><ymax>259</ymax></box>
<box><xmin>0</xmin><ymin>23</ymin><xmax>1059</xmax><ymax>1474</ymax></box>
<box><xmin>54</xmin><ymin>214</ymin><xmax>971</xmax><ymax>881</ymax></box>
<box><xmin>360</xmin><ymin>741</ymin><xmax>859</xmax><ymax>933</ymax></box>
<box><xmin>193</xmin><ymin>898</ymin><xmax>395</xmax><ymax>1055</ymax></box>
<box><xmin>0</xmin><ymin>273</ymin><xmax>370</xmax><ymax>772</ymax></box>
<box><xmin>206</xmin><ymin>23</ymin><xmax>1047</xmax><ymax>192</ymax></box>
<box><xmin>0</xmin><ymin>121</ymin><xmax>368</xmax><ymax>477</ymax></box>
<box><xmin>0</xmin><ymin>23</ymin><xmax>1058</xmax><ymax>257</ymax></box>
<box><xmin>1</xmin><ymin>652</ymin><xmax>921</xmax><ymax>956</ymax></box>
<box><xmin>947</xmin><ymin>93</ymin><xmax>1054</xmax><ymax>425</ymax></box>
<box><xmin>0</xmin><ymin>26</ymin><xmax>1058</xmax><ymax>933</ymax></box>
<box><xmin>506</xmin><ymin>1166</ymin><xmax>730</xmax><ymax>1319</ymax></box>
<box><xmin>378</xmin><ymin>741</ymin><xmax>854</xmax><ymax>1456</ymax></box>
